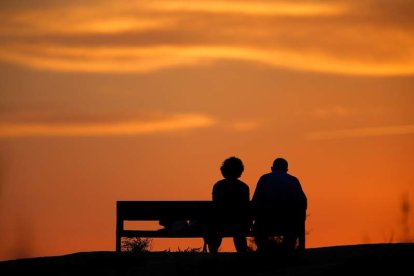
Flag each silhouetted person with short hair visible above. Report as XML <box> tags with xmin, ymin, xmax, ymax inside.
<box><xmin>205</xmin><ymin>156</ymin><xmax>250</xmax><ymax>253</ymax></box>
<box><xmin>252</xmin><ymin>158</ymin><xmax>307</xmax><ymax>253</ymax></box>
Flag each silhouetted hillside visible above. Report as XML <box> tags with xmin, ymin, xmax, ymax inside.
<box><xmin>0</xmin><ymin>243</ymin><xmax>413</xmax><ymax>276</ymax></box>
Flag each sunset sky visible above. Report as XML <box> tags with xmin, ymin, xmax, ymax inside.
<box><xmin>0</xmin><ymin>0</ymin><xmax>413</xmax><ymax>260</ymax></box>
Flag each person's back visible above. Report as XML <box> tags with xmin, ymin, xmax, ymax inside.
<box><xmin>252</xmin><ymin>171</ymin><xmax>306</xmax><ymax>203</ymax></box>
<box><xmin>213</xmin><ymin>177</ymin><xmax>249</xmax><ymax>226</ymax></box>
<box><xmin>214</xmin><ymin>178</ymin><xmax>249</xmax><ymax>205</ymax></box>
<box><xmin>206</xmin><ymin>157</ymin><xmax>250</xmax><ymax>253</ymax></box>
<box><xmin>252</xmin><ymin>158</ymin><xmax>307</xmax><ymax>252</ymax></box>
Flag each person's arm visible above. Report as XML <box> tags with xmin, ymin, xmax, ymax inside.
<box><xmin>212</xmin><ymin>182</ymin><xmax>219</xmax><ymax>202</ymax></box>
<box><xmin>252</xmin><ymin>175</ymin><xmax>266</xmax><ymax>203</ymax></box>
<box><xmin>294</xmin><ymin>177</ymin><xmax>307</xmax><ymax>210</ymax></box>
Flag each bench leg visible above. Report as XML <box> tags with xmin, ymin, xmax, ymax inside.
<box><xmin>116</xmin><ymin>213</ymin><xmax>123</xmax><ymax>252</ymax></box>
<box><xmin>116</xmin><ymin>232</ymin><xmax>121</xmax><ymax>252</ymax></box>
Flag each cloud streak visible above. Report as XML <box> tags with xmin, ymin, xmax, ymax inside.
<box><xmin>2</xmin><ymin>44</ymin><xmax>413</xmax><ymax>75</ymax></box>
<box><xmin>306</xmin><ymin>124</ymin><xmax>414</xmax><ymax>140</ymax></box>
<box><xmin>147</xmin><ymin>1</ymin><xmax>346</xmax><ymax>16</ymax></box>
<box><xmin>0</xmin><ymin>114</ymin><xmax>215</xmax><ymax>138</ymax></box>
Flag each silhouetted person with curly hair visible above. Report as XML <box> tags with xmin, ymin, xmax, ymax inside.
<box><xmin>205</xmin><ymin>157</ymin><xmax>250</xmax><ymax>253</ymax></box>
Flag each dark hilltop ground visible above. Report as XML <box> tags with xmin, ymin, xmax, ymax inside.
<box><xmin>0</xmin><ymin>243</ymin><xmax>413</xmax><ymax>276</ymax></box>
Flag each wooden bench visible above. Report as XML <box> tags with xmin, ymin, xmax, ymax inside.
<box><xmin>116</xmin><ymin>200</ymin><xmax>306</xmax><ymax>252</ymax></box>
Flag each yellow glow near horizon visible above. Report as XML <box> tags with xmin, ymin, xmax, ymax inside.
<box><xmin>0</xmin><ymin>114</ymin><xmax>215</xmax><ymax>138</ymax></box>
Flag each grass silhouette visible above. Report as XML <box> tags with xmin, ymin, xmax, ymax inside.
<box><xmin>0</xmin><ymin>243</ymin><xmax>413</xmax><ymax>276</ymax></box>
<box><xmin>121</xmin><ymin>237</ymin><xmax>152</xmax><ymax>253</ymax></box>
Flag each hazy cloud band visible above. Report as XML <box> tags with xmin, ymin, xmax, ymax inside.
<box><xmin>0</xmin><ymin>114</ymin><xmax>215</xmax><ymax>138</ymax></box>
<box><xmin>1</xmin><ymin>44</ymin><xmax>413</xmax><ymax>75</ymax></box>
<box><xmin>306</xmin><ymin>124</ymin><xmax>414</xmax><ymax>140</ymax></box>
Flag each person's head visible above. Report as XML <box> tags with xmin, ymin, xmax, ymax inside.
<box><xmin>271</xmin><ymin>158</ymin><xmax>288</xmax><ymax>172</ymax></box>
<box><xmin>220</xmin><ymin>156</ymin><xmax>244</xmax><ymax>179</ymax></box>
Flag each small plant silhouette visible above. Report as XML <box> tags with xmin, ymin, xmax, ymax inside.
<box><xmin>176</xmin><ymin>246</ymin><xmax>202</xmax><ymax>253</ymax></box>
<box><xmin>400</xmin><ymin>193</ymin><xmax>412</xmax><ymax>242</ymax></box>
<box><xmin>121</xmin><ymin>237</ymin><xmax>152</xmax><ymax>252</ymax></box>
<box><xmin>163</xmin><ymin>247</ymin><xmax>202</xmax><ymax>253</ymax></box>
<box><xmin>247</xmin><ymin>237</ymin><xmax>256</xmax><ymax>252</ymax></box>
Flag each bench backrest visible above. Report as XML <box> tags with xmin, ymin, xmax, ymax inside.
<box><xmin>117</xmin><ymin>201</ymin><xmax>257</xmax><ymax>226</ymax></box>
<box><xmin>117</xmin><ymin>201</ymin><xmax>214</xmax><ymax>221</ymax></box>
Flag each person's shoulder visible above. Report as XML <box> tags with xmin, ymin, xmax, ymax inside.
<box><xmin>213</xmin><ymin>179</ymin><xmax>226</xmax><ymax>189</ymax></box>
<box><xmin>258</xmin><ymin>172</ymin><xmax>271</xmax><ymax>181</ymax></box>
<box><xmin>286</xmin><ymin>173</ymin><xmax>300</xmax><ymax>182</ymax></box>
<box><xmin>237</xmin><ymin>179</ymin><xmax>250</xmax><ymax>189</ymax></box>
<box><xmin>286</xmin><ymin>173</ymin><xmax>297</xmax><ymax>178</ymax></box>
<box><xmin>215</xmin><ymin>179</ymin><xmax>226</xmax><ymax>184</ymax></box>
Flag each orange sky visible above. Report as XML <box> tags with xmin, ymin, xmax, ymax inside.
<box><xmin>0</xmin><ymin>0</ymin><xmax>413</xmax><ymax>260</ymax></box>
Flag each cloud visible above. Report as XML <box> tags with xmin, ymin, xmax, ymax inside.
<box><xmin>2</xmin><ymin>44</ymin><xmax>413</xmax><ymax>75</ymax></box>
<box><xmin>230</xmin><ymin>120</ymin><xmax>261</xmax><ymax>132</ymax></box>
<box><xmin>147</xmin><ymin>1</ymin><xmax>346</xmax><ymax>16</ymax></box>
<box><xmin>0</xmin><ymin>114</ymin><xmax>215</xmax><ymax>138</ymax></box>
<box><xmin>0</xmin><ymin>6</ymin><xmax>174</xmax><ymax>35</ymax></box>
<box><xmin>312</xmin><ymin>106</ymin><xmax>356</xmax><ymax>119</ymax></box>
<box><xmin>305</xmin><ymin>124</ymin><xmax>414</xmax><ymax>140</ymax></box>
<box><xmin>0</xmin><ymin>0</ymin><xmax>413</xmax><ymax>75</ymax></box>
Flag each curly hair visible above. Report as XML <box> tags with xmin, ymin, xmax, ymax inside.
<box><xmin>220</xmin><ymin>156</ymin><xmax>244</xmax><ymax>179</ymax></box>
